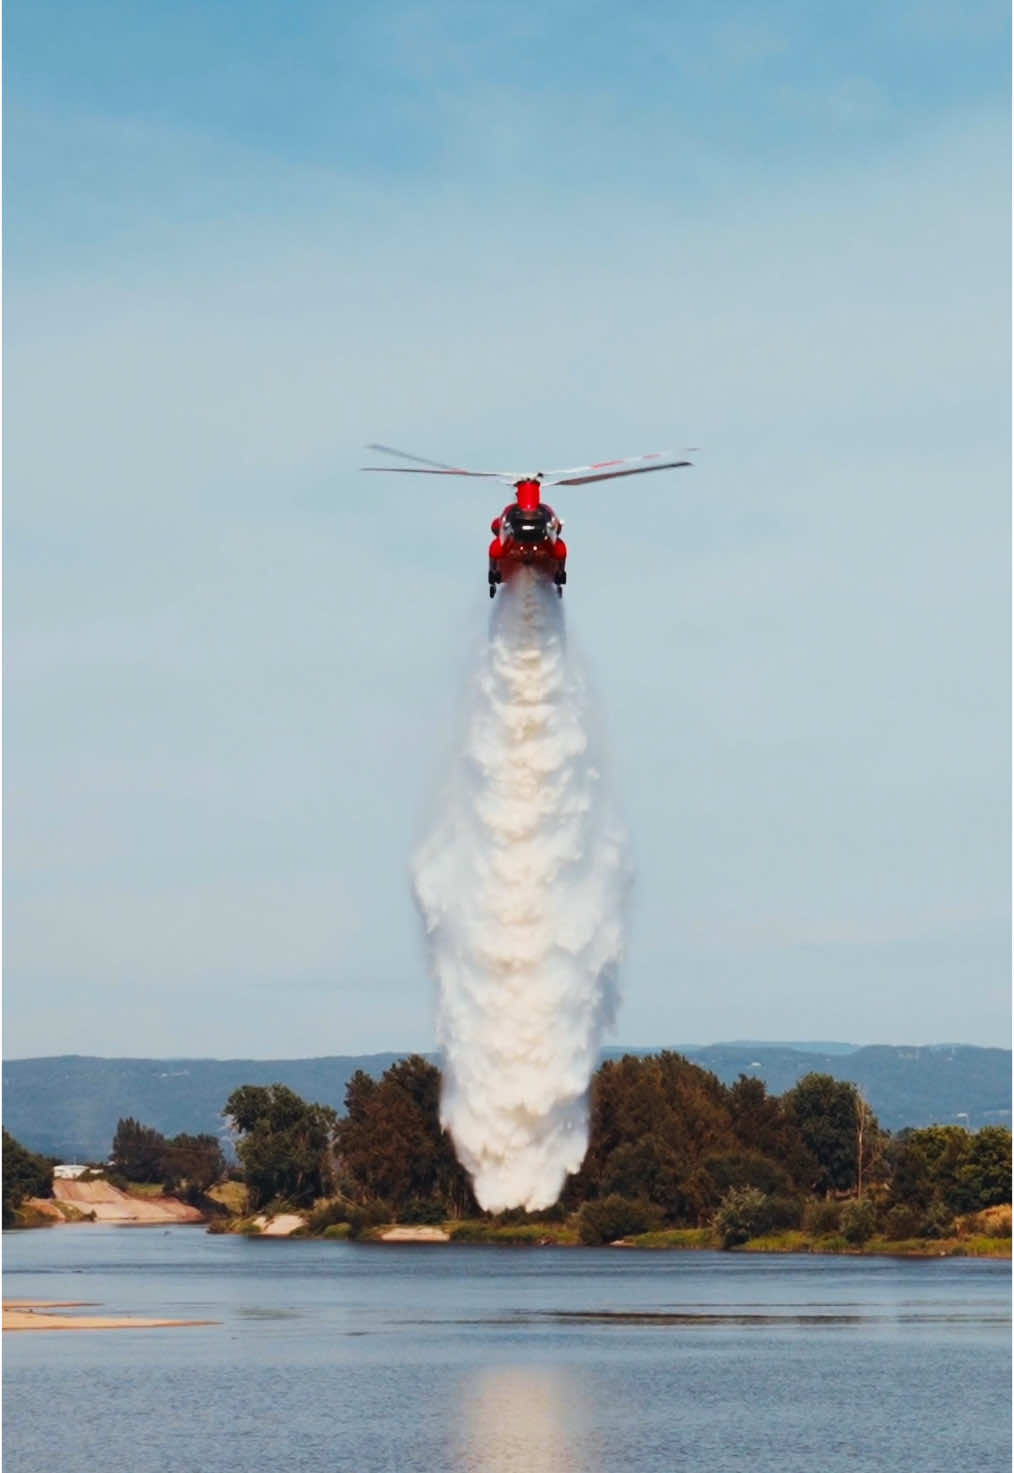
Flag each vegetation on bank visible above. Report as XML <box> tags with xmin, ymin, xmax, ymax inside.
<box><xmin>108</xmin><ymin>1118</ymin><xmax>226</xmax><ymax>1204</ymax></box>
<box><xmin>3</xmin><ymin>1129</ymin><xmax>56</xmax><ymax>1226</ymax></box>
<box><xmin>7</xmin><ymin>1052</ymin><xmax>1010</xmax><ymax>1254</ymax></box>
<box><xmin>201</xmin><ymin>1054</ymin><xmax>1013</xmax><ymax>1254</ymax></box>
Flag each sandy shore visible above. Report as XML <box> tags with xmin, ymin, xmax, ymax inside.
<box><xmin>380</xmin><ymin>1226</ymin><xmax>451</xmax><ymax>1242</ymax></box>
<box><xmin>48</xmin><ymin>1179</ymin><xmax>204</xmax><ymax>1223</ymax></box>
<box><xmin>3</xmin><ymin>1299</ymin><xmax>216</xmax><ymax>1332</ymax></box>
<box><xmin>251</xmin><ymin>1212</ymin><xmax>306</xmax><ymax>1237</ymax></box>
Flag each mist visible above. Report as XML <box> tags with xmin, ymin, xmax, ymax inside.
<box><xmin>412</xmin><ymin>570</ymin><xmax>632</xmax><ymax>1210</ymax></box>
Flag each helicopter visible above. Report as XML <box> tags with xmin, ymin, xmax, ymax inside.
<box><xmin>361</xmin><ymin>443</ymin><xmax>694</xmax><ymax>597</ymax></box>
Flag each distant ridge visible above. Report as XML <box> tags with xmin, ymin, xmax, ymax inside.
<box><xmin>3</xmin><ymin>1044</ymin><xmax>1009</xmax><ymax>1161</ymax></box>
<box><xmin>706</xmin><ymin>1040</ymin><xmax>862</xmax><ymax>1056</ymax></box>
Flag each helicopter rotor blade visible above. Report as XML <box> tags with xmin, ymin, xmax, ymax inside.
<box><xmin>364</xmin><ymin>444</ymin><xmax>518</xmax><ymax>479</ymax></box>
<box><xmin>545</xmin><ymin>457</ymin><xmax>693</xmax><ymax>487</ymax></box>
<box><xmin>361</xmin><ymin>465</ymin><xmax>509</xmax><ymax>477</ymax></box>
<box><xmin>537</xmin><ymin>450</ymin><xmax>692</xmax><ymax>480</ymax></box>
<box><xmin>366</xmin><ymin>443</ymin><xmax>472</xmax><ymax>471</ymax></box>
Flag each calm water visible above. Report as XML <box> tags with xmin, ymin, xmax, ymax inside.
<box><xmin>3</xmin><ymin>1225</ymin><xmax>1010</xmax><ymax>1473</ymax></box>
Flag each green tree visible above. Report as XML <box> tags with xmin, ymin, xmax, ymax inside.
<box><xmin>885</xmin><ymin>1129</ymin><xmax>934</xmax><ymax>1211</ymax></box>
<box><xmin>110</xmin><ymin>1117</ymin><xmax>169</xmax><ymax>1183</ymax></box>
<box><xmin>840</xmin><ymin>1197</ymin><xmax>876</xmax><ymax>1245</ymax></box>
<box><xmin>335</xmin><ymin>1055</ymin><xmax>476</xmax><ymax>1218</ymax></box>
<box><xmin>574</xmin><ymin>1052</ymin><xmax>740</xmax><ymax>1223</ymax></box>
<box><xmin>2</xmin><ymin>1130</ymin><xmax>55</xmax><ymax>1226</ymax></box>
<box><xmin>887</xmin><ymin>1123</ymin><xmax>1011</xmax><ymax>1217</ymax></box>
<box><xmin>783</xmin><ymin>1074</ymin><xmax>870</xmax><ymax>1195</ymax></box>
<box><xmin>225</xmin><ymin>1084</ymin><xmax>337</xmax><ymax>1210</ymax></box>
<box><xmin>726</xmin><ymin>1074</ymin><xmax>813</xmax><ymax>1185</ymax></box>
<box><xmin>957</xmin><ymin>1127</ymin><xmax>1011</xmax><ymax>1211</ymax></box>
<box><xmin>713</xmin><ymin>1186</ymin><xmax>771</xmax><ymax>1248</ymax></box>
<box><xmin>162</xmin><ymin>1133</ymin><xmax>226</xmax><ymax>1202</ymax></box>
<box><xmin>702</xmin><ymin>1149</ymin><xmax>795</xmax><ymax>1199</ymax></box>
<box><xmin>888</xmin><ymin>1125</ymin><xmax>972</xmax><ymax>1215</ymax></box>
<box><xmin>577</xmin><ymin>1194</ymin><xmax>662</xmax><ymax>1245</ymax></box>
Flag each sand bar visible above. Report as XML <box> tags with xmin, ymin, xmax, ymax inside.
<box><xmin>3</xmin><ymin>1300</ymin><xmax>216</xmax><ymax>1332</ymax></box>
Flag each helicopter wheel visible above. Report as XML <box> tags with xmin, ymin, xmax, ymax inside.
<box><xmin>489</xmin><ymin>585</ymin><xmax>496</xmax><ymax>599</ymax></box>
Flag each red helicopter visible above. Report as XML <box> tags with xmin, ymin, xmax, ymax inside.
<box><xmin>362</xmin><ymin>444</ymin><xmax>694</xmax><ymax>597</ymax></box>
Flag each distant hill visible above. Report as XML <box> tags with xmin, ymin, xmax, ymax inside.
<box><xmin>3</xmin><ymin>1044</ymin><xmax>1009</xmax><ymax>1162</ymax></box>
<box><xmin>0</xmin><ymin>1053</ymin><xmax>408</xmax><ymax>1163</ymax></box>
<box><xmin>610</xmin><ymin>1044</ymin><xmax>1010</xmax><ymax>1134</ymax></box>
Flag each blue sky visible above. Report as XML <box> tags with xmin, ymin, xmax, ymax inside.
<box><xmin>4</xmin><ymin>0</ymin><xmax>1010</xmax><ymax>1057</ymax></box>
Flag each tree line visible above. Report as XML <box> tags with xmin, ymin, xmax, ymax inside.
<box><xmin>219</xmin><ymin>1052</ymin><xmax>1011</xmax><ymax>1242</ymax></box>
<box><xmin>107</xmin><ymin>1119</ymin><xmax>226</xmax><ymax>1202</ymax></box>
<box><xmin>5</xmin><ymin>1053</ymin><xmax>1010</xmax><ymax>1243</ymax></box>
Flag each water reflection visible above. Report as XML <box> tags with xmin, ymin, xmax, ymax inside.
<box><xmin>455</xmin><ymin>1366</ymin><xmax>594</xmax><ymax>1473</ymax></box>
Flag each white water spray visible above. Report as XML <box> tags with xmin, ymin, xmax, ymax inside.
<box><xmin>412</xmin><ymin>570</ymin><xmax>632</xmax><ymax>1211</ymax></box>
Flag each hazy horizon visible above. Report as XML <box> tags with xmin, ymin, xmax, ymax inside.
<box><xmin>3</xmin><ymin>1037</ymin><xmax>1007</xmax><ymax>1064</ymax></box>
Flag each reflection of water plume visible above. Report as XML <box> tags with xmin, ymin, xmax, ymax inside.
<box><xmin>412</xmin><ymin>570</ymin><xmax>632</xmax><ymax>1211</ymax></box>
<box><xmin>455</xmin><ymin>1366</ymin><xmax>594</xmax><ymax>1473</ymax></box>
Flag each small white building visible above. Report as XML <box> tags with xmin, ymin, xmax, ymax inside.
<box><xmin>53</xmin><ymin>1164</ymin><xmax>90</xmax><ymax>1180</ymax></box>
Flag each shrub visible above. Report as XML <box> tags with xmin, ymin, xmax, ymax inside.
<box><xmin>881</xmin><ymin>1203</ymin><xmax>922</xmax><ymax>1240</ymax></box>
<box><xmin>703</xmin><ymin>1151</ymin><xmax>795</xmax><ymax>1199</ymax></box>
<box><xmin>983</xmin><ymin>1204</ymin><xmax>1012</xmax><ymax>1238</ymax></box>
<box><xmin>577</xmin><ymin>1195</ymin><xmax>663</xmax><ymax>1246</ymax></box>
<box><xmin>840</xmin><ymin>1198</ymin><xmax>876</xmax><ymax>1245</ymax></box>
<box><xmin>400</xmin><ymin>1197</ymin><xmax>446</xmax><ymax>1225</ymax></box>
<box><xmin>920</xmin><ymin>1202</ymin><xmax>955</xmax><ymax>1239</ymax></box>
<box><xmin>714</xmin><ymin>1187</ymin><xmax>771</xmax><ymax>1249</ymax></box>
<box><xmin>766</xmin><ymin>1194</ymin><xmax>804</xmax><ymax>1231</ymax></box>
<box><xmin>345</xmin><ymin>1200</ymin><xmax>393</xmax><ymax>1239</ymax></box>
<box><xmin>529</xmin><ymin>1202</ymin><xmax>568</xmax><ymax>1224</ymax></box>
<box><xmin>306</xmin><ymin>1199</ymin><xmax>352</xmax><ymax>1235</ymax></box>
<box><xmin>803</xmin><ymin>1199</ymin><xmax>842</xmax><ymax>1236</ymax></box>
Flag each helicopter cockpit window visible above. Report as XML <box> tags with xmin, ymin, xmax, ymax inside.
<box><xmin>505</xmin><ymin>504</ymin><xmax>551</xmax><ymax>543</ymax></box>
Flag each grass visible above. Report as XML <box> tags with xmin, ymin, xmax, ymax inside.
<box><xmin>12</xmin><ymin>1199</ymin><xmax>97</xmax><ymax>1227</ymax></box>
<box><xmin>207</xmin><ymin>1181</ymin><xmax>248</xmax><ymax>1216</ymax></box>
<box><xmin>735</xmin><ymin>1229</ymin><xmax>1010</xmax><ymax>1258</ymax></box>
<box><xmin>624</xmin><ymin>1227</ymin><xmax>715</xmax><ymax>1250</ymax></box>
<box><xmin>620</xmin><ymin>1226</ymin><xmax>1011</xmax><ymax>1258</ymax></box>
<box><xmin>959</xmin><ymin>1205</ymin><xmax>1011</xmax><ymax>1238</ymax></box>
<box><xmin>229</xmin><ymin>1215</ymin><xmax>265</xmax><ymax>1235</ymax></box>
<box><xmin>865</xmin><ymin>1234</ymin><xmax>1011</xmax><ymax>1258</ymax></box>
<box><xmin>447</xmin><ymin>1220</ymin><xmax>580</xmax><ymax>1245</ymax></box>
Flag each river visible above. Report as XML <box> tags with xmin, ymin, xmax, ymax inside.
<box><xmin>3</xmin><ymin>1225</ymin><xmax>1010</xmax><ymax>1473</ymax></box>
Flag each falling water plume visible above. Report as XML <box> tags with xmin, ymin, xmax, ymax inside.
<box><xmin>412</xmin><ymin>570</ymin><xmax>632</xmax><ymax>1211</ymax></box>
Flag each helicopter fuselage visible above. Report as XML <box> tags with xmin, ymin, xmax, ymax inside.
<box><xmin>488</xmin><ymin>480</ymin><xmax>567</xmax><ymax>597</ymax></box>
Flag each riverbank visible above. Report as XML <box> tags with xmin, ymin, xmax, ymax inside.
<box><xmin>16</xmin><ymin>1179</ymin><xmax>204</xmax><ymax>1227</ymax></box>
<box><xmin>206</xmin><ymin>1207</ymin><xmax>1011</xmax><ymax>1256</ymax></box>
<box><xmin>14</xmin><ymin>1182</ymin><xmax>1010</xmax><ymax>1259</ymax></box>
